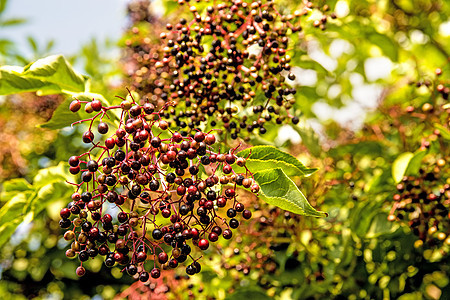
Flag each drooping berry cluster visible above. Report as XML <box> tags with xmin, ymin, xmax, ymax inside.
<box><xmin>123</xmin><ymin>0</ymin><xmax>337</xmax><ymax>140</ymax></box>
<box><xmin>387</xmin><ymin>69</ymin><xmax>450</xmax><ymax>253</ymax></box>
<box><xmin>389</xmin><ymin>164</ymin><xmax>450</xmax><ymax>249</ymax></box>
<box><xmin>61</xmin><ymin>95</ymin><xmax>258</xmax><ymax>279</ymax></box>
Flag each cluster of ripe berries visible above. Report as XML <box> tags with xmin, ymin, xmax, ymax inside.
<box><xmin>388</xmin><ymin>71</ymin><xmax>450</xmax><ymax>252</ymax></box>
<box><xmin>60</xmin><ymin>97</ymin><xmax>258</xmax><ymax>280</ymax></box>
<box><xmin>389</xmin><ymin>167</ymin><xmax>450</xmax><ymax>249</ymax></box>
<box><xmin>123</xmin><ymin>0</ymin><xmax>335</xmax><ymax>140</ymax></box>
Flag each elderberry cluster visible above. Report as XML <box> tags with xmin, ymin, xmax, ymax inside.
<box><xmin>60</xmin><ymin>96</ymin><xmax>258</xmax><ymax>279</ymax></box>
<box><xmin>123</xmin><ymin>0</ymin><xmax>337</xmax><ymax>140</ymax></box>
<box><xmin>387</xmin><ymin>69</ymin><xmax>450</xmax><ymax>253</ymax></box>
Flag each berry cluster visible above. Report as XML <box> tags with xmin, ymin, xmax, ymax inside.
<box><xmin>60</xmin><ymin>95</ymin><xmax>258</xmax><ymax>279</ymax></box>
<box><xmin>123</xmin><ymin>0</ymin><xmax>336</xmax><ymax>140</ymax></box>
<box><xmin>387</xmin><ymin>69</ymin><xmax>450</xmax><ymax>253</ymax></box>
<box><xmin>389</xmin><ymin>160</ymin><xmax>450</xmax><ymax>249</ymax></box>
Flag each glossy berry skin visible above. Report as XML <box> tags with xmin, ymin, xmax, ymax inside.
<box><xmin>186</xmin><ymin>264</ymin><xmax>196</xmax><ymax>275</ymax></box>
<box><xmin>229</xmin><ymin>218</ymin><xmax>239</xmax><ymax>229</ymax></box>
<box><xmin>139</xmin><ymin>271</ymin><xmax>149</xmax><ymax>282</ymax></box>
<box><xmin>242</xmin><ymin>209</ymin><xmax>252</xmax><ymax>219</ymax></box>
<box><xmin>158</xmin><ymin>252</ymin><xmax>168</xmax><ymax>264</ymax></box>
<box><xmin>227</xmin><ymin>208</ymin><xmax>237</xmax><ymax>218</ymax></box>
<box><xmin>98</xmin><ymin>122</ymin><xmax>109</xmax><ymax>134</ymax></box>
<box><xmin>69</xmin><ymin>100</ymin><xmax>81</xmax><ymax>112</ymax></box>
<box><xmin>91</xmin><ymin>99</ymin><xmax>102</xmax><ymax>111</ymax></box>
<box><xmin>223</xmin><ymin>229</ymin><xmax>233</xmax><ymax>239</ymax></box>
<box><xmin>82</xmin><ymin>131</ymin><xmax>94</xmax><ymax>143</ymax></box>
<box><xmin>60</xmin><ymin>208</ymin><xmax>71</xmax><ymax>219</ymax></box>
<box><xmin>68</xmin><ymin>156</ymin><xmax>79</xmax><ymax>167</ymax></box>
<box><xmin>150</xmin><ymin>268</ymin><xmax>161</xmax><ymax>279</ymax></box>
<box><xmin>127</xmin><ymin>264</ymin><xmax>137</xmax><ymax>275</ymax></box>
<box><xmin>198</xmin><ymin>238</ymin><xmax>209</xmax><ymax>250</ymax></box>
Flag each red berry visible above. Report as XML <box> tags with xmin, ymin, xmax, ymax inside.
<box><xmin>68</xmin><ymin>156</ymin><xmax>79</xmax><ymax>167</ymax></box>
<box><xmin>198</xmin><ymin>238</ymin><xmax>209</xmax><ymax>250</ymax></box>
<box><xmin>76</xmin><ymin>266</ymin><xmax>86</xmax><ymax>277</ymax></box>
<box><xmin>91</xmin><ymin>99</ymin><xmax>102</xmax><ymax>111</ymax></box>
<box><xmin>82</xmin><ymin>131</ymin><xmax>94</xmax><ymax>143</ymax></box>
<box><xmin>225</xmin><ymin>188</ymin><xmax>235</xmax><ymax>198</ymax></box>
<box><xmin>150</xmin><ymin>268</ymin><xmax>161</xmax><ymax>279</ymax></box>
<box><xmin>69</xmin><ymin>166</ymin><xmax>80</xmax><ymax>174</ymax></box>
<box><xmin>205</xmin><ymin>134</ymin><xmax>216</xmax><ymax>145</ymax></box>
<box><xmin>105</xmin><ymin>137</ymin><xmax>115</xmax><ymax>149</ymax></box>
<box><xmin>116</xmin><ymin>128</ymin><xmax>126</xmax><ymax>138</ymax></box>
<box><xmin>208</xmin><ymin>232</ymin><xmax>219</xmax><ymax>242</ymax></box>
<box><xmin>223</xmin><ymin>164</ymin><xmax>233</xmax><ymax>174</ymax></box>
<box><xmin>158</xmin><ymin>252</ymin><xmax>168</xmax><ymax>264</ymax></box>
<box><xmin>194</xmin><ymin>131</ymin><xmax>205</xmax><ymax>142</ymax></box>
<box><xmin>60</xmin><ymin>208</ymin><xmax>71</xmax><ymax>219</ymax></box>
<box><xmin>190</xmin><ymin>228</ymin><xmax>200</xmax><ymax>240</ymax></box>
<box><xmin>69</xmin><ymin>100</ymin><xmax>81</xmax><ymax>112</ymax></box>
<box><xmin>172</xmin><ymin>132</ymin><xmax>182</xmax><ymax>143</ymax></box>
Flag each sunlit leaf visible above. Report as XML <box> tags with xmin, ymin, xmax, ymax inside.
<box><xmin>253</xmin><ymin>168</ymin><xmax>326</xmax><ymax>217</ymax></box>
<box><xmin>236</xmin><ymin>146</ymin><xmax>317</xmax><ymax>177</ymax></box>
<box><xmin>392</xmin><ymin>152</ymin><xmax>414</xmax><ymax>183</ymax></box>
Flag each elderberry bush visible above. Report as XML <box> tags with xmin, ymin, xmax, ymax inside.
<box><xmin>60</xmin><ymin>96</ymin><xmax>258</xmax><ymax>279</ymax></box>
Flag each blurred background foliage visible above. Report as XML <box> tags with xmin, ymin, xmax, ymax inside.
<box><xmin>0</xmin><ymin>0</ymin><xmax>449</xmax><ymax>299</ymax></box>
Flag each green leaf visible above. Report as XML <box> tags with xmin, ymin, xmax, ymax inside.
<box><xmin>365</xmin><ymin>30</ymin><xmax>398</xmax><ymax>62</ymax></box>
<box><xmin>0</xmin><ymin>0</ymin><xmax>7</xmax><ymax>14</ymax></box>
<box><xmin>1</xmin><ymin>178</ymin><xmax>32</xmax><ymax>193</ymax></box>
<box><xmin>0</xmin><ymin>162</ymin><xmax>72</xmax><ymax>247</ymax></box>
<box><xmin>0</xmin><ymin>192</ymin><xmax>34</xmax><ymax>248</ymax></box>
<box><xmin>0</xmin><ymin>68</ymin><xmax>61</xmax><ymax>95</ymax></box>
<box><xmin>236</xmin><ymin>146</ymin><xmax>317</xmax><ymax>177</ymax></box>
<box><xmin>392</xmin><ymin>152</ymin><xmax>414</xmax><ymax>183</ymax></box>
<box><xmin>405</xmin><ymin>150</ymin><xmax>428</xmax><ymax>176</ymax></box>
<box><xmin>33</xmin><ymin>162</ymin><xmax>71</xmax><ymax>188</ymax></box>
<box><xmin>22</xmin><ymin>55</ymin><xmax>87</xmax><ymax>92</ymax></box>
<box><xmin>38</xmin><ymin>97</ymin><xmax>84</xmax><ymax>129</ymax></box>
<box><xmin>434</xmin><ymin>123</ymin><xmax>450</xmax><ymax>140</ymax></box>
<box><xmin>0</xmin><ymin>18</ymin><xmax>27</xmax><ymax>27</ymax></box>
<box><xmin>27</xmin><ymin>36</ymin><xmax>38</xmax><ymax>53</ymax></box>
<box><xmin>0</xmin><ymin>178</ymin><xmax>33</xmax><ymax>202</ymax></box>
<box><xmin>0</xmin><ymin>55</ymin><xmax>88</xmax><ymax>96</ymax></box>
<box><xmin>253</xmin><ymin>168</ymin><xmax>327</xmax><ymax>217</ymax></box>
<box><xmin>366</xmin><ymin>213</ymin><xmax>399</xmax><ymax>238</ymax></box>
<box><xmin>292</xmin><ymin>123</ymin><xmax>322</xmax><ymax>157</ymax></box>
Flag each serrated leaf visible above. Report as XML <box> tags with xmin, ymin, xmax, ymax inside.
<box><xmin>253</xmin><ymin>168</ymin><xmax>326</xmax><ymax>217</ymax></box>
<box><xmin>22</xmin><ymin>55</ymin><xmax>87</xmax><ymax>92</ymax></box>
<box><xmin>236</xmin><ymin>146</ymin><xmax>317</xmax><ymax>177</ymax></box>
<box><xmin>0</xmin><ymin>68</ymin><xmax>61</xmax><ymax>95</ymax></box>
<box><xmin>392</xmin><ymin>152</ymin><xmax>414</xmax><ymax>183</ymax></box>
